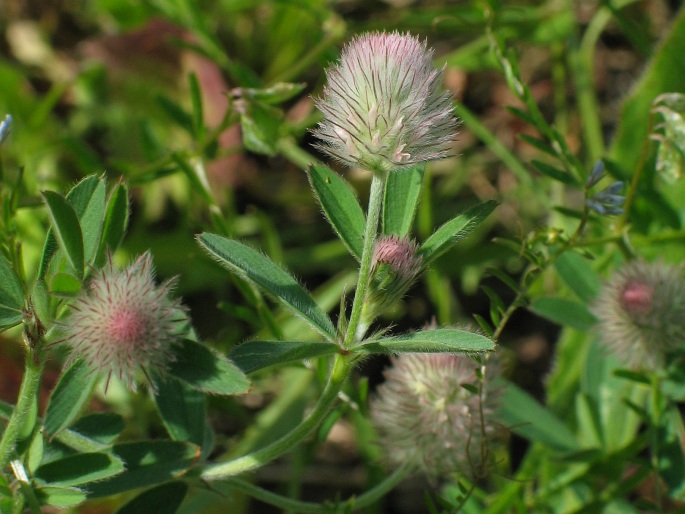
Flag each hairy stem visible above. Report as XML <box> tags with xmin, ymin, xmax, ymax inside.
<box><xmin>343</xmin><ymin>170</ymin><xmax>387</xmax><ymax>348</ymax></box>
<box><xmin>0</xmin><ymin>349</ymin><xmax>44</xmax><ymax>470</ymax></box>
<box><xmin>225</xmin><ymin>461</ymin><xmax>412</xmax><ymax>513</ymax></box>
<box><xmin>199</xmin><ymin>354</ymin><xmax>351</xmax><ymax>480</ymax></box>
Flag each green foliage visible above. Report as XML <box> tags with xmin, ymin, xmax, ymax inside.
<box><xmin>1</xmin><ymin>1</ymin><xmax>685</xmax><ymax>512</ymax></box>
<box><xmin>41</xmin><ymin>191</ymin><xmax>85</xmax><ymax>279</ymax></box>
<box><xmin>308</xmin><ymin>164</ymin><xmax>366</xmax><ymax>259</ymax></box>
<box><xmin>114</xmin><ymin>482</ymin><xmax>189</xmax><ymax>514</ymax></box>
<box><xmin>230</xmin><ymin>340</ymin><xmax>340</xmax><ymax>374</ymax></box>
<box><xmin>356</xmin><ymin>328</ymin><xmax>495</xmax><ymax>354</ymax></box>
<box><xmin>166</xmin><ymin>339</ymin><xmax>250</xmax><ymax>397</ymax></box>
<box><xmin>34</xmin><ymin>452</ymin><xmax>125</xmax><ymax>487</ymax></box>
<box><xmin>85</xmin><ymin>441</ymin><xmax>199</xmax><ymax>498</ymax></box>
<box><xmin>197</xmin><ymin>233</ymin><xmax>337</xmax><ymax>340</ymax></box>
<box><xmin>382</xmin><ymin>165</ymin><xmax>424</xmax><ymax>237</ymax></box>
<box><xmin>0</xmin><ymin>253</ymin><xmax>23</xmax><ymax>329</ymax></box>
<box><xmin>44</xmin><ymin>359</ymin><xmax>99</xmax><ymax>438</ymax></box>
<box><xmin>419</xmin><ymin>200</ymin><xmax>498</xmax><ymax>266</ymax></box>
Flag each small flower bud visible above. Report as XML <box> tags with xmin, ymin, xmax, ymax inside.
<box><xmin>593</xmin><ymin>260</ymin><xmax>685</xmax><ymax>370</ymax></box>
<box><xmin>313</xmin><ymin>32</ymin><xmax>458</xmax><ymax>173</ymax></box>
<box><xmin>60</xmin><ymin>252</ymin><xmax>187</xmax><ymax>391</ymax></box>
<box><xmin>367</xmin><ymin>235</ymin><xmax>422</xmax><ymax>312</ymax></box>
<box><xmin>370</xmin><ymin>352</ymin><xmax>499</xmax><ymax>480</ymax></box>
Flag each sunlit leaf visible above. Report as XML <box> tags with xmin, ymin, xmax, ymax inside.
<box><xmin>0</xmin><ymin>254</ymin><xmax>23</xmax><ymax>330</ymax></box>
<box><xmin>356</xmin><ymin>328</ymin><xmax>494</xmax><ymax>354</ymax></box>
<box><xmin>419</xmin><ymin>201</ymin><xmax>497</xmax><ymax>266</ymax></box>
<box><xmin>42</xmin><ymin>191</ymin><xmax>84</xmax><ymax>279</ymax></box>
<box><xmin>308</xmin><ymin>164</ymin><xmax>365</xmax><ymax>259</ymax></box>
<box><xmin>44</xmin><ymin>359</ymin><xmax>99</xmax><ymax>438</ymax></box>
<box><xmin>197</xmin><ymin>233</ymin><xmax>336</xmax><ymax>340</ymax></box>
<box><xmin>530</xmin><ymin>297</ymin><xmax>597</xmax><ymax>331</ymax></box>
<box><xmin>383</xmin><ymin>164</ymin><xmax>423</xmax><ymax>237</ymax></box>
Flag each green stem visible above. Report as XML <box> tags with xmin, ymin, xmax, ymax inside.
<box><xmin>226</xmin><ymin>462</ymin><xmax>412</xmax><ymax>513</ymax></box>
<box><xmin>0</xmin><ymin>350</ymin><xmax>44</xmax><ymax>469</ymax></box>
<box><xmin>199</xmin><ymin>354</ymin><xmax>351</xmax><ymax>480</ymax></box>
<box><xmin>649</xmin><ymin>374</ymin><xmax>664</xmax><ymax>511</ymax></box>
<box><xmin>277</xmin><ymin>138</ymin><xmax>321</xmax><ymax>170</ymax></box>
<box><xmin>343</xmin><ymin>170</ymin><xmax>387</xmax><ymax>348</ymax></box>
<box><xmin>572</xmin><ymin>6</ymin><xmax>611</xmax><ymax>164</ymax></box>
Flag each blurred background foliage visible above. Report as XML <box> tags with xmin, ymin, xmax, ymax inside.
<box><xmin>2</xmin><ymin>0</ymin><xmax>685</xmax><ymax>512</ymax></box>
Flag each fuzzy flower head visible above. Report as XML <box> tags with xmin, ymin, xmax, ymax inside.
<box><xmin>61</xmin><ymin>252</ymin><xmax>186</xmax><ymax>391</ymax></box>
<box><xmin>370</xmin><ymin>353</ymin><xmax>499</xmax><ymax>480</ymax></box>
<box><xmin>593</xmin><ymin>260</ymin><xmax>685</xmax><ymax>370</ymax></box>
<box><xmin>313</xmin><ymin>31</ymin><xmax>458</xmax><ymax>173</ymax></box>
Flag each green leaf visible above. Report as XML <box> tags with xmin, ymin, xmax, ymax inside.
<box><xmin>531</xmin><ymin>159</ymin><xmax>580</xmax><ymax>187</ymax></box>
<box><xmin>69</xmin><ymin>413</ymin><xmax>125</xmax><ymax>446</ymax></box>
<box><xmin>356</xmin><ymin>328</ymin><xmax>494</xmax><ymax>354</ymax></box>
<box><xmin>659</xmin><ymin>408</ymin><xmax>685</xmax><ymax>500</ymax></box>
<box><xmin>31</xmin><ymin>279</ymin><xmax>50</xmax><ymax>326</ymax></box>
<box><xmin>230</xmin><ymin>340</ymin><xmax>340</xmax><ymax>374</ymax></box>
<box><xmin>530</xmin><ymin>297</ymin><xmax>597</xmax><ymax>331</ymax></box>
<box><xmin>167</xmin><ymin>339</ymin><xmax>249</xmax><ymax>397</ymax></box>
<box><xmin>610</xmin><ymin>8</ymin><xmax>685</xmax><ymax>173</ymax></box>
<box><xmin>419</xmin><ymin>200</ymin><xmax>497</xmax><ymax>266</ymax></box>
<box><xmin>34</xmin><ymin>452</ymin><xmax>125</xmax><ymax>486</ymax></box>
<box><xmin>197</xmin><ymin>233</ymin><xmax>336</xmax><ymax>340</ymax></box>
<box><xmin>652</xmin><ymin>94</ymin><xmax>685</xmax><ymax>183</ymax></box>
<box><xmin>35</xmin><ymin>485</ymin><xmax>86</xmax><ymax>508</ymax></box>
<box><xmin>156</xmin><ymin>94</ymin><xmax>193</xmax><ymax>134</ymax></box>
<box><xmin>383</xmin><ymin>164</ymin><xmax>423</xmax><ymax>237</ymax></box>
<box><xmin>239</xmin><ymin>101</ymin><xmax>281</xmax><ymax>156</ymax></box>
<box><xmin>0</xmin><ymin>254</ymin><xmax>23</xmax><ymax>330</ymax></box>
<box><xmin>42</xmin><ymin>191</ymin><xmax>85</xmax><ymax>279</ymax></box>
<box><xmin>307</xmin><ymin>164</ymin><xmax>365</xmax><ymax>259</ymax></box>
<box><xmin>44</xmin><ymin>359</ymin><xmax>99</xmax><ymax>438</ymax></box>
<box><xmin>234</xmin><ymin>82</ymin><xmax>305</xmax><ymax>104</ymax></box>
<box><xmin>189</xmin><ymin>72</ymin><xmax>205</xmax><ymax>142</ymax></box>
<box><xmin>554</xmin><ymin>252</ymin><xmax>600</xmax><ymax>302</ymax></box>
<box><xmin>100</xmin><ymin>181</ymin><xmax>130</xmax><ymax>257</ymax></box>
<box><xmin>49</xmin><ymin>272</ymin><xmax>82</xmax><ymax>296</ymax></box>
<box><xmin>153</xmin><ymin>376</ymin><xmax>208</xmax><ymax>446</ymax></box>
<box><xmin>114</xmin><ymin>482</ymin><xmax>189</xmax><ymax>514</ymax></box>
<box><xmin>518</xmin><ymin>133</ymin><xmax>557</xmax><ymax>157</ymax></box>
<box><xmin>27</xmin><ymin>429</ymin><xmax>45</xmax><ymax>474</ymax></box>
<box><xmin>495</xmin><ymin>381</ymin><xmax>578</xmax><ymax>452</ymax></box>
<box><xmin>86</xmin><ymin>441</ymin><xmax>200</xmax><ymax>498</ymax></box>
<box><xmin>71</xmin><ymin>176</ymin><xmax>106</xmax><ymax>266</ymax></box>
<box><xmin>38</xmin><ymin>176</ymin><xmax>103</xmax><ymax>278</ymax></box>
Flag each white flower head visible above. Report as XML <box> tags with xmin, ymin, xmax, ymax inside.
<box><xmin>313</xmin><ymin>32</ymin><xmax>458</xmax><ymax>173</ymax></box>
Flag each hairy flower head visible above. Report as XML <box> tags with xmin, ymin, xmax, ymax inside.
<box><xmin>313</xmin><ymin>31</ymin><xmax>458</xmax><ymax>173</ymax></box>
<box><xmin>60</xmin><ymin>252</ymin><xmax>186</xmax><ymax>391</ymax></box>
<box><xmin>370</xmin><ymin>353</ymin><xmax>498</xmax><ymax>479</ymax></box>
<box><xmin>593</xmin><ymin>260</ymin><xmax>685</xmax><ymax>370</ymax></box>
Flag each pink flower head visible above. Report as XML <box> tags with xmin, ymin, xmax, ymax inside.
<box><xmin>593</xmin><ymin>260</ymin><xmax>685</xmax><ymax>370</ymax></box>
<box><xmin>313</xmin><ymin>31</ymin><xmax>458</xmax><ymax>173</ymax></box>
<box><xmin>60</xmin><ymin>252</ymin><xmax>186</xmax><ymax>391</ymax></box>
<box><xmin>370</xmin><ymin>353</ymin><xmax>499</xmax><ymax>480</ymax></box>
